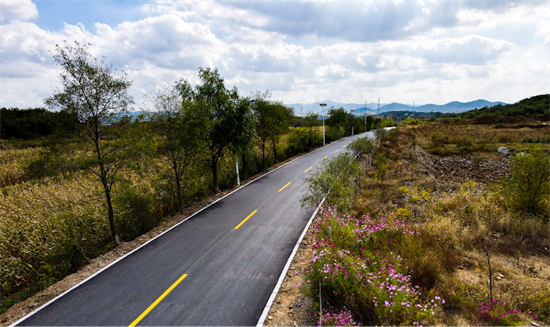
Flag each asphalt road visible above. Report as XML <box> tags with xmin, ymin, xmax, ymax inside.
<box><xmin>15</xmin><ymin>131</ymin><xmax>374</xmax><ymax>326</ymax></box>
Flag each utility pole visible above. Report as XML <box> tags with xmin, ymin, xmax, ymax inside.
<box><xmin>320</xmin><ymin>103</ymin><xmax>327</xmax><ymax>145</ymax></box>
<box><xmin>364</xmin><ymin>101</ymin><xmax>367</xmax><ymax>132</ymax></box>
<box><xmin>377</xmin><ymin>97</ymin><xmax>380</xmax><ymax>116</ymax></box>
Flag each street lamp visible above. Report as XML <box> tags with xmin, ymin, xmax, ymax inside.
<box><xmin>320</xmin><ymin>103</ymin><xmax>327</xmax><ymax>145</ymax></box>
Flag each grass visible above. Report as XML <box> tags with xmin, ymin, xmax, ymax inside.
<box><xmin>300</xmin><ymin>121</ymin><xmax>550</xmax><ymax>326</ymax></box>
<box><xmin>409</xmin><ymin>122</ymin><xmax>550</xmax><ymax>157</ymax></box>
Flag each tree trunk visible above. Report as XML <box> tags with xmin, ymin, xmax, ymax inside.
<box><xmin>262</xmin><ymin>141</ymin><xmax>266</xmax><ymax>171</ymax></box>
<box><xmin>96</xmin><ymin>137</ymin><xmax>120</xmax><ymax>247</ymax></box>
<box><xmin>102</xmin><ymin>179</ymin><xmax>120</xmax><ymax>246</ymax></box>
<box><xmin>241</xmin><ymin>152</ymin><xmax>248</xmax><ymax>179</ymax></box>
<box><xmin>272</xmin><ymin>137</ymin><xmax>278</xmax><ymax>163</ymax></box>
<box><xmin>174</xmin><ymin>163</ymin><xmax>184</xmax><ymax>213</ymax></box>
<box><xmin>212</xmin><ymin>155</ymin><xmax>219</xmax><ymax>193</ymax></box>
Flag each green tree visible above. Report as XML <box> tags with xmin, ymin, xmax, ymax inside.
<box><xmin>147</xmin><ymin>81</ymin><xmax>207</xmax><ymax>213</ymax></box>
<box><xmin>195</xmin><ymin>68</ymin><xmax>255</xmax><ymax>192</ymax></box>
<box><xmin>267</xmin><ymin>102</ymin><xmax>294</xmax><ymax>163</ymax></box>
<box><xmin>326</xmin><ymin>107</ymin><xmax>347</xmax><ymax>130</ymax></box>
<box><xmin>303</xmin><ymin>112</ymin><xmax>319</xmax><ymax>149</ymax></box>
<box><xmin>45</xmin><ymin>41</ymin><xmax>133</xmax><ymax>246</ymax></box>
<box><xmin>500</xmin><ymin>151</ymin><xmax>550</xmax><ymax>220</ymax></box>
<box><xmin>251</xmin><ymin>91</ymin><xmax>271</xmax><ymax>170</ymax></box>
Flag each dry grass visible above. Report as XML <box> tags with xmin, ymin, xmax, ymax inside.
<box><xmin>411</xmin><ymin>122</ymin><xmax>550</xmax><ymax>157</ymax></box>
<box><xmin>350</xmin><ymin>122</ymin><xmax>550</xmax><ymax>326</ymax></box>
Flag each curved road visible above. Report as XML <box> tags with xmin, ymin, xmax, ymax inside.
<box><xmin>14</xmin><ymin>131</ymin><xmax>374</xmax><ymax>326</ymax></box>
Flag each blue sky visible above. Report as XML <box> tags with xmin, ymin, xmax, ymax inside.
<box><xmin>0</xmin><ymin>0</ymin><xmax>548</xmax><ymax>108</ymax></box>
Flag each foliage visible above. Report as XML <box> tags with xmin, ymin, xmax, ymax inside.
<box><xmin>499</xmin><ymin>150</ymin><xmax>550</xmax><ymax>220</ymax></box>
<box><xmin>302</xmin><ymin>153</ymin><xmax>360</xmax><ymax>212</ymax></box>
<box><xmin>251</xmin><ymin>91</ymin><xmax>294</xmax><ymax>169</ymax></box>
<box><xmin>0</xmin><ymin>108</ymin><xmax>78</xmax><ymax>141</ymax></box>
<box><xmin>400</xmin><ymin>117</ymin><xmax>422</xmax><ymax>125</ymax></box>
<box><xmin>347</xmin><ymin>136</ymin><xmax>373</xmax><ymax>156</ymax></box>
<box><xmin>326</xmin><ymin>107</ymin><xmax>348</xmax><ymax>130</ymax></box>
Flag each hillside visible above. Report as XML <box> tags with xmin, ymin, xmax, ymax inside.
<box><xmin>458</xmin><ymin>94</ymin><xmax>549</xmax><ymax>120</ymax></box>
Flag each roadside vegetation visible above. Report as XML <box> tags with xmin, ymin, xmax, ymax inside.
<box><xmin>0</xmin><ymin>42</ymin><xmax>394</xmax><ymax>316</ymax></box>
<box><xmin>300</xmin><ymin>120</ymin><xmax>549</xmax><ymax>326</ymax></box>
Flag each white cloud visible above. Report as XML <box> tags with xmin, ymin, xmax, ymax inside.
<box><xmin>0</xmin><ymin>0</ymin><xmax>38</xmax><ymax>21</ymax></box>
<box><xmin>0</xmin><ymin>0</ymin><xmax>548</xmax><ymax>108</ymax></box>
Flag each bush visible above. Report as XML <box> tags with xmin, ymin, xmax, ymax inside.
<box><xmin>499</xmin><ymin>151</ymin><xmax>550</xmax><ymax>221</ymax></box>
<box><xmin>347</xmin><ymin>137</ymin><xmax>373</xmax><ymax>156</ymax></box>
<box><xmin>301</xmin><ymin>153</ymin><xmax>360</xmax><ymax>212</ymax></box>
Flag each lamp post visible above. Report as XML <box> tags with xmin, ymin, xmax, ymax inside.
<box><xmin>320</xmin><ymin>103</ymin><xmax>327</xmax><ymax>145</ymax></box>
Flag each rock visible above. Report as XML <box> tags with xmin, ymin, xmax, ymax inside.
<box><xmin>531</xmin><ymin>321</ymin><xmax>540</xmax><ymax>326</ymax></box>
<box><xmin>29</xmin><ymin>301</ymin><xmax>39</xmax><ymax>308</ymax></box>
<box><xmin>498</xmin><ymin>146</ymin><xmax>510</xmax><ymax>156</ymax></box>
<box><xmin>267</xmin><ymin>315</ymin><xmax>273</xmax><ymax>320</ymax></box>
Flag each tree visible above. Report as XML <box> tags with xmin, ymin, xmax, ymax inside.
<box><xmin>45</xmin><ymin>42</ymin><xmax>133</xmax><ymax>246</ymax></box>
<box><xmin>251</xmin><ymin>91</ymin><xmax>271</xmax><ymax>170</ymax></box>
<box><xmin>195</xmin><ymin>68</ymin><xmax>255</xmax><ymax>193</ymax></box>
<box><xmin>251</xmin><ymin>91</ymin><xmax>294</xmax><ymax>169</ymax></box>
<box><xmin>326</xmin><ymin>107</ymin><xmax>347</xmax><ymax>130</ymax></box>
<box><xmin>147</xmin><ymin>81</ymin><xmax>206</xmax><ymax>213</ymax></box>
<box><xmin>303</xmin><ymin>112</ymin><xmax>319</xmax><ymax>149</ymax></box>
<box><xmin>268</xmin><ymin>101</ymin><xmax>294</xmax><ymax>163</ymax></box>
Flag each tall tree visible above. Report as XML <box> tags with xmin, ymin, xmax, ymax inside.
<box><xmin>251</xmin><ymin>91</ymin><xmax>271</xmax><ymax>170</ymax></box>
<box><xmin>303</xmin><ymin>112</ymin><xmax>319</xmax><ymax>149</ymax></box>
<box><xmin>147</xmin><ymin>80</ymin><xmax>206</xmax><ymax>213</ymax></box>
<box><xmin>195</xmin><ymin>68</ymin><xmax>255</xmax><ymax>192</ymax></box>
<box><xmin>268</xmin><ymin>101</ymin><xmax>294</xmax><ymax>163</ymax></box>
<box><xmin>45</xmin><ymin>42</ymin><xmax>133</xmax><ymax>246</ymax></box>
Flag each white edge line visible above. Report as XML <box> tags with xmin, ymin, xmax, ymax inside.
<box><xmin>256</xmin><ymin>197</ymin><xmax>326</xmax><ymax>327</ymax></box>
<box><xmin>9</xmin><ymin>133</ymin><xmax>366</xmax><ymax>327</ymax></box>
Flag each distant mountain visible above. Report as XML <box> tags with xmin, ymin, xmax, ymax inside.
<box><xmin>287</xmin><ymin>99</ymin><xmax>506</xmax><ymax>115</ymax></box>
<box><xmin>416</xmin><ymin>100</ymin><xmax>507</xmax><ymax>113</ymax></box>
<box><xmin>287</xmin><ymin>101</ymin><xmax>383</xmax><ymax>116</ymax></box>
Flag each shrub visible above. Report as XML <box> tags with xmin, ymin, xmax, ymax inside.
<box><xmin>347</xmin><ymin>137</ymin><xmax>373</xmax><ymax>156</ymax></box>
<box><xmin>499</xmin><ymin>150</ymin><xmax>550</xmax><ymax>221</ymax></box>
<box><xmin>301</xmin><ymin>153</ymin><xmax>360</xmax><ymax>212</ymax></box>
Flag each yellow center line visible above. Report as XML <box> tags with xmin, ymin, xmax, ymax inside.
<box><xmin>234</xmin><ymin>210</ymin><xmax>258</xmax><ymax>230</ymax></box>
<box><xmin>278</xmin><ymin>182</ymin><xmax>291</xmax><ymax>192</ymax></box>
<box><xmin>129</xmin><ymin>274</ymin><xmax>188</xmax><ymax>327</ymax></box>
<box><xmin>322</xmin><ymin>156</ymin><xmax>328</xmax><ymax>161</ymax></box>
<box><xmin>304</xmin><ymin>166</ymin><xmax>312</xmax><ymax>173</ymax></box>
<box><xmin>334</xmin><ymin>150</ymin><xmax>339</xmax><ymax>153</ymax></box>
<box><xmin>343</xmin><ymin>145</ymin><xmax>347</xmax><ymax>147</ymax></box>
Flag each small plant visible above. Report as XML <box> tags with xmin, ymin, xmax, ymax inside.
<box><xmin>479</xmin><ymin>299</ymin><xmax>523</xmax><ymax>326</ymax></box>
<box><xmin>318</xmin><ymin>308</ymin><xmax>360</xmax><ymax>327</ymax></box>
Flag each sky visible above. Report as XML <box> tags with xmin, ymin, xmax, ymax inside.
<box><xmin>0</xmin><ymin>0</ymin><xmax>548</xmax><ymax>109</ymax></box>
